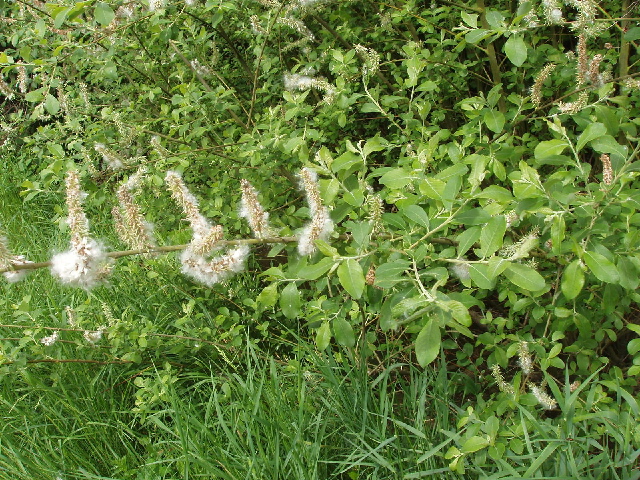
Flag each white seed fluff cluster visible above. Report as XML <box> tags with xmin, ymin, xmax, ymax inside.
<box><xmin>166</xmin><ymin>170</ymin><xmax>250</xmax><ymax>286</ymax></box>
<box><xmin>40</xmin><ymin>331</ymin><xmax>60</xmax><ymax>346</ymax></box>
<box><xmin>51</xmin><ymin>238</ymin><xmax>110</xmax><ymax>289</ymax></box>
<box><xmin>180</xmin><ymin>244</ymin><xmax>250</xmax><ymax>287</ymax></box>
<box><xmin>298</xmin><ymin>168</ymin><xmax>334</xmax><ymax>256</ymax></box>
<box><xmin>51</xmin><ymin>171</ymin><xmax>112</xmax><ymax>289</ymax></box>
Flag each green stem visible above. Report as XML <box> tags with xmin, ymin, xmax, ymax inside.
<box><xmin>477</xmin><ymin>0</ymin><xmax>506</xmax><ymax>113</ymax></box>
<box><xmin>619</xmin><ymin>0</ymin><xmax>630</xmax><ymax>80</ymax></box>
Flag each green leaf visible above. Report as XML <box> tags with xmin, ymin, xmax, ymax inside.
<box><xmin>419</xmin><ymin>177</ymin><xmax>445</xmax><ymax>200</ymax></box>
<box><xmin>316</xmin><ymin>321</ymin><xmax>332</xmax><ymax>350</ymax></box>
<box><xmin>379</xmin><ymin>168</ymin><xmax>414</xmax><ymax>189</ymax></box>
<box><xmin>24</xmin><ymin>88</ymin><xmax>44</xmax><ymax>103</ymax></box>
<box><xmin>477</xmin><ymin>215</ymin><xmax>506</xmax><ymax>259</ymax></box>
<box><xmin>280</xmin><ymin>283</ymin><xmax>301</xmax><ymax>319</ymax></box>
<box><xmin>590</xmin><ymin>135</ymin><xmax>629</xmax><ymax>160</ymax></box>
<box><xmin>333</xmin><ymin>317</ymin><xmax>355</xmax><ymax>347</ymax></box>
<box><xmin>298</xmin><ymin>257</ymin><xmax>335</xmax><ymax>280</ymax></box>
<box><xmin>256</xmin><ymin>283</ymin><xmax>278</xmax><ymax>309</ymax></box>
<box><xmin>629</xmin><ymin>338</ymin><xmax>640</xmax><ymax>356</ymax></box>
<box><xmin>331</xmin><ymin>151</ymin><xmax>362</xmax><ymax>173</ymax></box>
<box><xmin>465</xmin><ymin>29</ymin><xmax>491</xmax><ymax>44</ymax></box>
<box><xmin>583</xmin><ymin>251</ymin><xmax>619</xmax><ymax>284</ymax></box>
<box><xmin>468</xmin><ymin>264</ymin><xmax>495</xmax><ymax>289</ymax></box>
<box><xmin>337</xmin><ymin>259</ymin><xmax>365</xmax><ymax>299</ymax></box>
<box><xmin>401</xmin><ymin>204</ymin><xmax>430</xmax><ymax>229</ymax></box>
<box><xmin>461</xmin><ymin>436</ymin><xmax>490</xmax><ymax>454</ymax></box>
<box><xmin>576</xmin><ymin>122</ymin><xmax>606</xmax><ymax>152</ymax></box>
<box><xmin>504</xmin><ymin>35</ymin><xmax>527</xmax><ymax>66</ymax></box>
<box><xmin>374</xmin><ymin>260</ymin><xmax>411</xmax><ymax>288</ymax></box>
<box><xmin>617</xmin><ymin>256</ymin><xmax>639</xmax><ymax>291</ymax></box>
<box><xmin>44</xmin><ymin>94</ymin><xmax>60</xmax><ymax>115</ymax></box>
<box><xmin>94</xmin><ymin>2</ymin><xmax>115</xmax><ymax>26</ymax></box>
<box><xmin>484</xmin><ymin>109</ymin><xmax>505</xmax><ymax>133</ymax></box>
<box><xmin>435</xmin><ymin>163</ymin><xmax>468</xmax><ymax>181</ymax></box>
<box><xmin>561</xmin><ymin>260</ymin><xmax>585</xmax><ymax>300</ymax></box>
<box><xmin>456</xmin><ymin>227</ymin><xmax>481</xmax><ymax>258</ymax></box>
<box><xmin>54</xmin><ymin>7</ymin><xmax>71</xmax><ymax>28</ymax></box>
<box><xmin>486</xmin><ymin>256</ymin><xmax>508</xmax><ymax>280</ymax></box>
<box><xmin>534</xmin><ymin>139</ymin><xmax>569</xmax><ymax>160</ymax></box>
<box><xmin>363</xmin><ymin>136</ymin><xmax>386</xmax><ymax>158</ymax></box>
<box><xmin>624</xmin><ymin>27</ymin><xmax>640</xmax><ymax>41</ymax></box>
<box><xmin>550</xmin><ymin>215</ymin><xmax>565</xmax><ymax>255</ymax></box>
<box><xmin>504</xmin><ymin>263</ymin><xmax>546</xmax><ymax>291</ymax></box>
<box><xmin>415</xmin><ymin>318</ymin><xmax>441</xmax><ymax>367</ymax></box>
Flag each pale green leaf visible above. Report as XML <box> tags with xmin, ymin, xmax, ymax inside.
<box><xmin>461</xmin><ymin>436</ymin><xmax>490</xmax><ymax>454</ymax></box>
<box><xmin>374</xmin><ymin>260</ymin><xmax>411</xmax><ymax>288</ymax></box>
<box><xmin>504</xmin><ymin>263</ymin><xmax>546</xmax><ymax>291</ymax></box>
<box><xmin>316</xmin><ymin>321</ymin><xmax>332</xmax><ymax>350</ymax></box>
<box><xmin>468</xmin><ymin>264</ymin><xmax>495</xmax><ymax>289</ymax></box>
<box><xmin>44</xmin><ymin>94</ymin><xmax>60</xmax><ymax>115</ymax></box>
<box><xmin>477</xmin><ymin>215</ymin><xmax>506</xmax><ymax>258</ymax></box>
<box><xmin>333</xmin><ymin>317</ymin><xmax>355</xmax><ymax>347</ymax></box>
<box><xmin>456</xmin><ymin>227</ymin><xmax>481</xmax><ymax>257</ymax></box>
<box><xmin>298</xmin><ymin>257</ymin><xmax>335</xmax><ymax>280</ymax></box>
<box><xmin>419</xmin><ymin>177</ymin><xmax>446</xmax><ymax>200</ymax></box>
<box><xmin>401</xmin><ymin>204</ymin><xmax>430</xmax><ymax>229</ymax></box>
<box><xmin>534</xmin><ymin>139</ymin><xmax>569</xmax><ymax>160</ymax></box>
<box><xmin>337</xmin><ymin>259</ymin><xmax>365</xmax><ymax>299</ymax></box>
<box><xmin>576</xmin><ymin>122</ymin><xmax>606</xmax><ymax>152</ymax></box>
<box><xmin>583</xmin><ymin>251</ymin><xmax>619</xmax><ymax>284</ymax></box>
<box><xmin>561</xmin><ymin>260</ymin><xmax>585</xmax><ymax>300</ymax></box>
<box><xmin>280</xmin><ymin>283</ymin><xmax>301</xmax><ymax>319</ymax></box>
<box><xmin>379</xmin><ymin>168</ymin><xmax>414</xmax><ymax>189</ymax></box>
<box><xmin>484</xmin><ymin>109</ymin><xmax>505</xmax><ymax>133</ymax></box>
<box><xmin>94</xmin><ymin>2</ymin><xmax>115</xmax><ymax>26</ymax></box>
<box><xmin>331</xmin><ymin>151</ymin><xmax>361</xmax><ymax>173</ymax></box>
<box><xmin>504</xmin><ymin>35</ymin><xmax>527</xmax><ymax>66</ymax></box>
<box><xmin>465</xmin><ymin>29</ymin><xmax>490</xmax><ymax>44</ymax></box>
<box><xmin>415</xmin><ymin>318</ymin><xmax>441</xmax><ymax>367</ymax></box>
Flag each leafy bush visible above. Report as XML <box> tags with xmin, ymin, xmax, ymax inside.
<box><xmin>1</xmin><ymin>0</ymin><xmax>640</xmax><ymax>477</ymax></box>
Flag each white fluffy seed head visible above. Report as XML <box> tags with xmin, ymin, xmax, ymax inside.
<box><xmin>50</xmin><ymin>238</ymin><xmax>112</xmax><ymax>289</ymax></box>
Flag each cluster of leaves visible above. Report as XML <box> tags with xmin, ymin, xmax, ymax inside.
<box><xmin>1</xmin><ymin>0</ymin><xmax>640</xmax><ymax>476</ymax></box>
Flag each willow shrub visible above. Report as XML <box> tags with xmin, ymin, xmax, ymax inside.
<box><xmin>1</xmin><ymin>0</ymin><xmax>640</xmax><ymax>475</ymax></box>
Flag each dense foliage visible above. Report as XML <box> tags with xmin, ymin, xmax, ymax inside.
<box><xmin>1</xmin><ymin>0</ymin><xmax>640</xmax><ymax>477</ymax></box>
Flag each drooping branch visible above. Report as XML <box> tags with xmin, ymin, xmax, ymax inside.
<box><xmin>0</xmin><ymin>235</ymin><xmax>461</xmax><ymax>275</ymax></box>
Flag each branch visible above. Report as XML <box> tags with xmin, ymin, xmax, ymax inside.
<box><xmin>0</xmin><ymin>234</ymin><xmax>459</xmax><ymax>274</ymax></box>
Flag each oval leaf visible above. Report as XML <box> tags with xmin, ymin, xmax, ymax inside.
<box><xmin>484</xmin><ymin>109</ymin><xmax>505</xmax><ymax>133</ymax></box>
<box><xmin>468</xmin><ymin>264</ymin><xmax>495</xmax><ymax>289</ymax></box>
<box><xmin>415</xmin><ymin>318</ymin><xmax>441</xmax><ymax>367</ymax></box>
<box><xmin>337</xmin><ymin>259</ymin><xmax>365</xmax><ymax>299</ymax></box>
<box><xmin>583</xmin><ymin>251</ymin><xmax>619</xmax><ymax>284</ymax></box>
<box><xmin>280</xmin><ymin>283</ymin><xmax>301</xmax><ymax>319</ymax></box>
<box><xmin>576</xmin><ymin>122</ymin><xmax>606</xmax><ymax>152</ymax></box>
<box><xmin>561</xmin><ymin>260</ymin><xmax>585</xmax><ymax>300</ymax></box>
<box><xmin>534</xmin><ymin>139</ymin><xmax>569</xmax><ymax>160</ymax></box>
<box><xmin>333</xmin><ymin>317</ymin><xmax>355</xmax><ymax>347</ymax></box>
<box><xmin>401</xmin><ymin>204</ymin><xmax>430</xmax><ymax>229</ymax></box>
<box><xmin>504</xmin><ymin>35</ymin><xmax>527</xmax><ymax>66</ymax></box>
<box><xmin>316</xmin><ymin>321</ymin><xmax>332</xmax><ymax>350</ymax></box>
<box><xmin>478</xmin><ymin>215</ymin><xmax>506</xmax><ymax>259</ymax></box>
<box><xmin>504</xmin><ymin>263</ymin><xmax>546</xmax><ymax>291</ymax></box>
<box><xmin>461</xmin><ymin>435</ymin><xmax>490</xmax><ymax>454</ymax></box>
<box><xmin>298</xmin><ymin>257</ymin><xmax>335</xmax><ymax>280</ymax></box>
<box><xmin>94</xmin><ymin>2</ymin><xmax>115</xmax><ymax>26</ymax></box>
